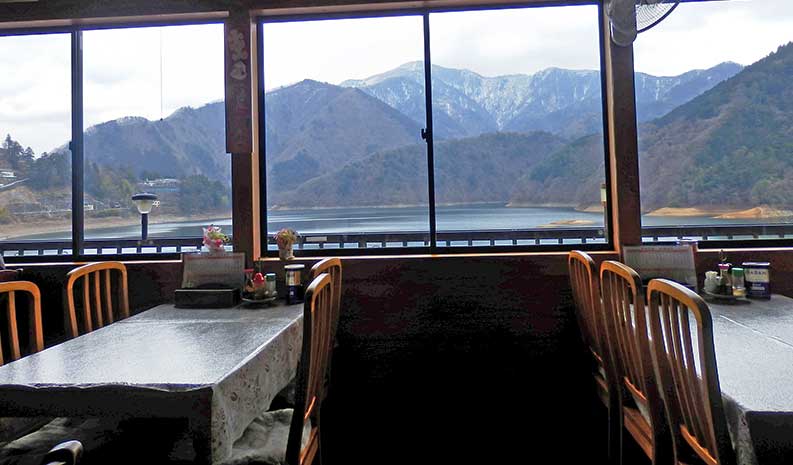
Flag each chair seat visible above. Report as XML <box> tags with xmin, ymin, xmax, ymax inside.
<box><xmin>219</xmin><ymin>409</ymin><xmax>311</xmax><ymax>465</ymax></box>
<box><xmin>623</xmin><ymin>405</ymin><xmax>653</xmax><ymax>459</ymax></box>
<box><xmin>0</xmin><ymin>417</ymin><xmax>121</xmax><ymax>465</ymax></box>
<box><xmin>593</xmin><ymin>364</ymin><xmax>610</xmax><ymax>407</ymax></box>
<box><xmin>0</xmin><ymin>418</ymin><xmax>52</xmax><ymax>448</ymax></box>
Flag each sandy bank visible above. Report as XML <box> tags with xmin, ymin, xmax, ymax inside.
<box><xmin>715</xmin><ymin>206</ymin><xmax>793</xmax><ymax>219</ymax></box>
<box><xmin>647</xmin><ymin>205</ymin><xmax>793</xmax><ymax>219</ymax></box>
<box><xmin>538</xmin><ymin>219</ymin><xmax>596</xmax><ymax>227</ymax></box>
<box><xmin>1</xmin><ymin>211</ymin><xmax>231</xmax><ymax>241</ymax></box>
<box><xmin>575</xmin><ymin>204</ymin><xmax>604</xmax><ymax>213</ymax></box>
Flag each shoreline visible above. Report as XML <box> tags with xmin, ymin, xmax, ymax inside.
<box><xmin>645</xmin><ymin>205</ymin><xmax>793</xmax><ymax>219</ymax></box>
<box><xmin>3</xmin><ymin>203</ymin><xmax>790</xmax><ymax>241</ymax></box>
<box><xmin>1</xmin><ymin>211</ymin><xmax>232</xmax><ymax>241</ymax></box>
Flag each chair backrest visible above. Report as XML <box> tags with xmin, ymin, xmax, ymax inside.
<box><xmin>568</xmin><ymin>250</ymin><xmax>605</xmax><ymax>363</ymax></box>
<box><xmin>600</xmin><ymin>261</ymin><xmax>661</xmax><ymax>414</ymax></box>
<box><xmin>286</xmin><ymin>273</ymin><xmax>334</xmax><ymax>465</ymax></box>
<box><xmin>647</xmin><ymin>279</ymin><xmax>735</xmax><ymax>465</ymax></box>
<box><xmin>65</xmin><ymin>262</ymin><xmax>129</xmax><ymax>338</ymax></box>
<box><xmin>0</xmin><ymin>281</ymin><xmax>44</xmax><ymax>365</ymax></box>
<box><xmin>308</xmin><ymin>257</ymin><xmax>342</xmax><ymax>339</ymax></box>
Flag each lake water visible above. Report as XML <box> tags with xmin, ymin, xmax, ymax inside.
<box><xmin>16</xmin><ymin>204</ymin><xmax>793</xmax><ymax>242</ymax></box>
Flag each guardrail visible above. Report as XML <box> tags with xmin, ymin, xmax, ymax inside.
<box><xmin>2</xmin><ymin>223</ymin><xmax>793</xmax><ymax>257</ymax></box>
<box><xmin>0</xmin><ymin>237</ymin><xmax>205</xmax><ymax>257</ymax></box>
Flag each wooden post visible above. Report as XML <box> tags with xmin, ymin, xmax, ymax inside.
<box><xmin>225</xmin><ymin>11</ymin><xmax>260</xmax><ymax>265</ymax></box>
<box><xmin>602</xmin><ymin>11</ymin><xmax>642</xmax><ymax>257</ymax></box>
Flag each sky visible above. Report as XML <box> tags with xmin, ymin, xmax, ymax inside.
<box><xmin>0</xmin><ymin>0</ymin><xmax>791</xmax><ymax>154</ymax></box>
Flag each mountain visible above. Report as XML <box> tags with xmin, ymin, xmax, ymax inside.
<box><xmin>343</xmin><ymin>61</ymin><xmax>743</xmax><ymax>139</ymax></box>
<box><xmin>5</xmin><ymin>53</ymin><xmax>765</xmax><ymax>218</ymax></box>
<box><xmin>510</xmin><ymin>42</ymin><xmax>793</xmax><ymax>211</ymax></box>
<box><xmin>275</xmin><ymin>131</ymin><xmax>567</xmax><ymax>208</ymax></box>
<box><xmin>75</xmin><ymin>102</ymin><xmax>228</xmax><ymax>183</ymax></box>
<box><xmin>263</xmin><ymin>79</ymin><xmax>422</xmax><ymax>192</ymax></box>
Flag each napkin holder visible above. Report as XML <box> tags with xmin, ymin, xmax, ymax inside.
<box><xmin>175</xmin><ymin>286</ymin><xmax>240</xmax><ymax>308</ymax></box>
<box><xmin>176</xmin><ymin>252</ymin><xmax>246</xmax><ymax>308</ymax></box>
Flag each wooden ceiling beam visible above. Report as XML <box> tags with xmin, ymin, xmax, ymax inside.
<box><xmin>0</xmin><ymin>0</ymin><xmax>595</xmax><ymax>27</ymax></box>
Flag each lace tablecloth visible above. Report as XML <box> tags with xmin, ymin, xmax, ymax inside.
<box><xmin>0</xmin><ymin>302</ymin><xmax>303</xmax><ymax>463</ymax></box>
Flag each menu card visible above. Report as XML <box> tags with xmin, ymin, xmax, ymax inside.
<box><xmin>622</xmin><ymin>244</ymin><xmax>697</xmax><ymax>289</ymax></box>
<box><xmin>181</xmin><ymin>252</ymin><xmax>245</xmax><ymax>289</ymax></box>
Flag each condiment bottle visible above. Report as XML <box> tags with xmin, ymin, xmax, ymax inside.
<box><xmin>717</xmin><ymin>263</ymin><xmax>732</xmax><ymax>295</ymax></box>
<box><xmin>704</xmin><ymin>271</ymin><xmax>719</xmax><ymax>293</ymax></box>
<box><xmin>244</xmin><ymin>268</ymin><xmax>255</xmax><ymax>293</ymax></box>
<box><xmin>284</xmin><ymin>264</ymin><xmax>305</xmax><ymax>304</ymax></box>
<box><xmin>253</xmin><ymin>272</ymin><xmax>266</xmax><ymax>298</ymax></box>
<box><xmin>265</xmin><ymin>273</ymin><xmax>277</xmax><ymax>297</ymax></box>
<box><xmin>731</xmin><ymin>267</ymin><xmax>746</xmax><ymax>298</ymax></box>
<box><xmin>743</xmin><ymin>262</ymin><xmax>771</xmax><ymax>299</ymax></box>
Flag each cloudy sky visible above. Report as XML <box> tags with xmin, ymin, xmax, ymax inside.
<box><xmin>1</xmin><ymin>0</ymin><xmax>791</xmax><ymax>154</ymax></box>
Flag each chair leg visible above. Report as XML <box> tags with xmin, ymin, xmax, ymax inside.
<box><xmin>608</xmin><ymin>391</ymin><xmax>623</xmax><ymax>465</ymax></box>
<box><xmin>314</xmin><ymin>434</ymin><xmax>323</xmax><ymax>465</ymax></box>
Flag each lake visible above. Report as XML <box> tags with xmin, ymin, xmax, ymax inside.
<box><xmin>15</xmin><ymin>204</ymin><xmax>793</xmax><ymax>242</ymax></box>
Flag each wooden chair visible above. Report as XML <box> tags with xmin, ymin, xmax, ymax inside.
<box><xmin>41</xmin><ymin>440</ymin><xmax>83</xmax><ymax>465</ymax></box>
<box><xmin>223</xmin><ymin>273</ymin><xmax>335</xmax><ymax>465</ymax></box>
<box><xmin>646</xmin><ymin>279</ymin><xmax>736</xmax><ymax>465</ymax></box>
<box><xmin>600</xmin><ymin>260</ymin><xmax>672</xmax><ymax>465</ymax></box>
<box><xmin>65</xmin><ymin>262</ymin><xmax>129</xmax><ymax>338</ymax></box>
<box><xmin>0</xmin><ymin>281</ymin><xmax>44</xmax><ymax>365</ymax></box>
<box><xmin>569</xmin><ymin>251</ymin><xmax>620</xmax><ymax>463</ymax></box>
<box><xmin>569</xmin><ymin>251</ymin><xmax>609</xmax><ymax>401</ymax></box>
<box><xmin>308</xmin><ymin>258</ymin><xmax>341</xmax><ymax>347</ymax></box>
<box><xmin>308</xmin><ymin>258</ymin><xmax>342</xmax><ymax>392</ymax></box>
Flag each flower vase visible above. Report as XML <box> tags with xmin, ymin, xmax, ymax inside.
<box><xmin>206</xmin><ymin>243</ymin><xmax>225</xmax><ymax>255</ymax></box>
<box><xmin>278</xmin><ymin>245</ymin><xmax>294</xmax><ymax>261</ymax></box>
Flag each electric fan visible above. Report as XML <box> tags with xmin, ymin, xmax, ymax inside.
<box><xmin>607</xmin><ymin>0</ymin><xmax>682</xmax><ymax>47</ymax></box>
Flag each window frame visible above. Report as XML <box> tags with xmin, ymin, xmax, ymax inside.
<box><xmin>256</xmin><ymin>2</ymin><xmax>614</xmax><ymax>257</ymax></box>
<box><xmin>0</xmin><ymin>19</ymin><xmax>226</xmax><ymax>264</ymax></box>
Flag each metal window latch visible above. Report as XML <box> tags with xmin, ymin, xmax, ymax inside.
<box><xmin>421</xmin><ymin>128</ymin><xmax>430</xmax><ymax>140</ymax></box>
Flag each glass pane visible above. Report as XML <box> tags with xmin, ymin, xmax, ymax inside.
<box><xmin>429</xmin><ymin>6</ymin><xmax>607</xmax><ymax>248</ymax></box>
<box><xmin>637</xmin><ymin>0</ymin><xmax>793</xmax><ymax>243</ymax></box>
<box><xmin>0</xmin><ymin>33</ymin><xmax>72</xmax><ymax>257</ymax></box>
<box><xmin>82</xmin><ymin>24</ymin><xmax>228</xmax><ymax>252</ymax></box>
<box><xmin>262</xmin><ymin>16</ymin><xmax>429</xmax><ymax>251</ymax></box>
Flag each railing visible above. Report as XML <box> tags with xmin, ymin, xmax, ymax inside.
<box><xmin>3</xmin><ymin>224</ymin><xmax>793</xmax><ymax>257</ymax></box>
<box><xmin>0</xmin><ymin>237</ymin><xmax>205</xmax><ymax>257</ymax></box>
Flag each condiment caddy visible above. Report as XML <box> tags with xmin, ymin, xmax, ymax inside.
<box><xmin>703</xmin><ymin>251</ymin><xmax>770</xmax><ymax>300</ymax></box>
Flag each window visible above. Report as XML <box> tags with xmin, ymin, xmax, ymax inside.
<box><xmin>82</xmin><ymin>24</ymin><xmax>227</xmax><ymax>253</ymax></box>
<box><xmin>0</xmin><ymin>33</ymin><xmax>72</xmax><ymax>252</ymax></box>
<box><xmin>0</xmin><ymin>23</ymin><xmax>226</xmax><ymax>259</ymax></box>
<box><xmin>430</xmin><ymin>5</ymin><xmax>607</xmax><ymax>247</ymax></box>
<box><xmin>259</xmin><ymin>5</ymin><xmax>609</xmax><ymax>253</ymax></box>
<box><xmin>261</xmin><ymin>16</ymin><xmax>430</xmax><ymax>250</ymax></box>
<box><xmin>636</xmin><ymin>0</ymin><xmax>793</xmax><ymax>245</ymax></box>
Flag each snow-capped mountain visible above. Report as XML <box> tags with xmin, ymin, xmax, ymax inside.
<box><xmin>343</xmin><ymin>61</ymin><xmax>743</xmax><ymax>139</ymax></box>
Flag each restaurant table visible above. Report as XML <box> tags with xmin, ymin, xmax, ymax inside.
<box><xmin>0</xmin><ymin>301</ymin><xmax>303</xmax><ymax>464</ymax></box>
<box><xmin>705</xmin><ymin>294</ymin><xmax>793</xmax><ymax>465</ymax></box>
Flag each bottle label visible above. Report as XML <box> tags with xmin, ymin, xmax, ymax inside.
<box><xmin>745</xmin><ymin>268</ymin><xmax>770</xmax><ymax>298</ymax></box>
<box><xmin>286</xmin><ymin>271</ymin><xmax>300</xmax><ymax>286</ymax></box>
